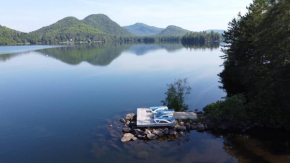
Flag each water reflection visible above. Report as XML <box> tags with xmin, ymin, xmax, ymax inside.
<box><xmin>0</xmin><ymin>43</ymin><xmax>220</xmax><ymax>66</ymax></box>
<box><xmin>92</xmin><ymin>111</ymin><xmax>290</xmax><ymax>163</ymax></box>
<box><xmin>212</xmin><ymin>129</ymin><xmax>290</xmax><ymax>163</ymax></box>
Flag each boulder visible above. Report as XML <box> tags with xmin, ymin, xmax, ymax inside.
<box><xmin>190</xmin><ymin>123</ymin><xmax>197</xmax><ymax>130</ymax></box>
<box><xmin>137</xmin><ymin>151</ymin><xmax>148</xmax><ymax>159</ymax></box>
<box><xmin>180</xmin><ymin>122</ymin><xmax>185</xmax><ymax>126</ymax></box>
<box><xmin>185</xmin><ymin>123</ymin><xmax>191</xmax><ymax>130</ymax></box>
<box><xmin>126</xmin><ymin>113</ymin><xmax>135</xmax><ymax>121</ymax></box>
<box><xmin>163</xmin><ymin>128</ymin><xmax>169</xmax><ymax>134</ymax></box>
<box><xmin>121</xmin><ymin>133</ymin><xmax>134</xmax><ymax>142</ymax></box>
<box><xmin>137</xmin><ymin>135</ymin><xmax>147</xmax><ymax>139</ymax></box>
<box><xmin>132</xmin><ymin>137</ymin><xmax>138</xmax><ymax>141</ymax></box>
<box><xmin>144</xmin><ymin>129</ymin><xmax>151</xmax><ymax>135</ymax></box>
<box><xmin>119</xmin><ymin>118</ymin><xmax>126</xmax><ymax>124</ymax></box>
<box><xmin>176</xmin><ymin>125</ymin><xmax>186</xmax><ymax>131</ymax></box>
<box><xmin>179</xmin><ymin>131</ymin><xmax>184</xmax><ymax>135</ymax></box>
<box><xmin>122</xmin><ymin>127</ymin><xmax>131</xmax><ymax>133</ymax></box>
<box><xmin>196</xmin><ymin>124</ymin><xmax>205</xmax><ymax>132</ymax></box>
<box><xmin>147</xmin><ymin>134</ymin><xmax>158</xmax><ymax>140</ymax></box>
<box><xmin>169</xmin><ymin>129</ymin><xmax>174</xmax><ymax>135</ymax></box>
<box><xmin>153</xmin><ymin>129</ymin><xmax>164</xmax><ymax>137</ymax></box>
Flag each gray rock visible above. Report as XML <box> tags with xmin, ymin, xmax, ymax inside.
<box><xmin>137</xmin><ymin>135</ymin><xmax>146</xmax><ymax>139</ymax></box>
<box><xmin>132</xmin><ymin>137</ymin><xmax>138</xmax><ymax>141</ymax></box>
<box><xmin>190</xmin><ymin>124</ymin><xmax>197</xmax><ymax>130</ymax></box>
<box><xmin>144</xmin><ymin>129</ymin><xmax>151</xmax><ymax>135</ymax></box>
<box><xmin>126</xmin><ymin>113</ymin><xmax>135</xmax><ymax>121</ymax></box>
<box><xmin>185</xmin><ymin>123</ymin><xmax>191</xmax><ymax>130</ymax></box>
<box><xmin>121</xmin><ymin>133</ymin><xmax>134</xmax><ymax>142</ymax></box>
<box><xmin>137</xmin><ymin>151</ymin><xmax>148</xmax><ymax>159</ymax></box>
<box><xmin>180</xmin><ymin>122</ymin><xmax>185</xmax><ymax>126</ymax></box>
<box><xmin>163</xmin><ymin>128</ymin><xmax>169</xmax><ymax>134</ymax></box>
<box><xmin>196</xmin><ymin>124</ymin><xmax>205</xmax><ymax>132</ymax></box>
<box><xmin>119</xmin><ymin>118</ymin><xmax>126</xmax><ymax>124</ymax></box>
<box><xmin>122</xmin><ymin>127</ymin><xmax>131</xmax><ymax>133</ymax></box>
<box><xmin>153</xmin><ymin>129</ymin><xmax>164</xmax><ymax>137</ymax></box>
<box><xmin>179</xmin><ymin>131</ymin><xmax>184</xmax><ymax>135</ymax></box>
<box><xmin>176</xmin><ymin>125</ymin><xmax>186</xmax><ymax>131</ymax></box>
<box><xmin>169</xmin><ymin>129</ymin><xmax>174</xmax><ymax>135</ymax></box>
<box><xmin>147</xmin><ymin>134</ymin><xmax>158</xmax><ymax>140</ymax></box>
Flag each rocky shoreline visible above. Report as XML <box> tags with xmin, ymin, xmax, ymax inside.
<box><xmin>119</xmin><ymin>113</ymin><xmax>207</xmax><ymax>142</ymax></box>
<box><xmin>118</xmin><ymin>112</ymin><xmax>286</xmax><ymax>142</ymax></box>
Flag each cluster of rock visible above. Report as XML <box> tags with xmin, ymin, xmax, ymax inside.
<box><xmin>119</xmin><ymin>113</ymin><xmax>207</xmax><ymax>142</ymax></box>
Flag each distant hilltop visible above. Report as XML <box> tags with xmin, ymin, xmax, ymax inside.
<box><xmin>0</xmin><ymin>14</ymin><xmax>225</xmax><ymax>45</ymax></box>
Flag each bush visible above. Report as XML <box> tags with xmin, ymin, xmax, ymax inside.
<box><xmin>161</xmin><ymin>78</ymin><xmax>191</xmax><ymax>111</ymax></box>
<box><xmin>203</xmin><ymin>94</ymin><xmax>246</xmax><ymax>122</ymax></box>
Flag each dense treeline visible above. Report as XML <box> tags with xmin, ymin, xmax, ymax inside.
<box><xmin>181</xmin><ymin>31</ymin><xmax>221</xmax><ymax>45</ymax></box>
<box><xmin>0</xmin><ymin>25</ymin><xmax>28</xmax><ymax>45</ymax></box>
<box><xmin>204</xmin><ymin>0</ymin><xmax>290</xmax><ymax>128</ymax></box>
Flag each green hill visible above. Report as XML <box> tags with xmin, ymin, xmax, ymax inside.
<box><xmin>0</xmin><ymin>25</ymin><xmax>27</xmax><ymax>45</ymax></box>
<box><xmin>123</xmin><ymin>23</ymin><xmax>164</xmax><ymax>36</ymax></box>
<box><xmin>83</xmin><ymin>14</ymin><xmax>132</xmax><ymax>36</ymax></box>
<box><xmin>29</xmin><ymin>17</ymin><xmax>105</xmax><ymax>44</ymax></box>
<box><xmin>157</xmin><ymin>25</ymin><xmax>190</xmax><ymax>36</ymax></box>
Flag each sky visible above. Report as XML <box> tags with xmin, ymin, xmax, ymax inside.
<box><xmin>0</xmin><ymin>0</ymin><xmax>253</xmax><ymax>33</ymax></box>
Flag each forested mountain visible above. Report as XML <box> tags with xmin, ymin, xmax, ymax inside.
<box><xmin>83</xmin><ymin>14</ymin><xmax>132</xmax><ymax>36</ymax></box>
<box><xmin>0</xmin><ymin>25</ymin><xmax>27</xmax><ymax>45</ymax></box>
<box><xmin>29</xmin><ymin>17</ymin><xmax>106</xmax><ymax>44</ymax></box>
<box><xmin>0</xmin><ymin>14</ymin><xmax>221</xmax><ymax>45</ymax></box>
<box><xmin>123</xmin><ymin>23</ymin><xmax>164</xmax><ymax>36</ymax></box>
<box><xmin>157</xmin><ymin>25</ymin><xmax>190</xmax><ymax>36</ymax></box>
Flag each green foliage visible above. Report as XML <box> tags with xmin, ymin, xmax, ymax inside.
<box><xmin>181</xmin><ymin>31</ymin><xmax>221</xmax><ymax>45</ymax></box>
<box><xmin>29</xmin><ymin>17</ymin><xmax>106</xmax><ymax>44</ymax></box>
<box><xmin>123</xmin><ymin>23</ymin><xmax>164</xmax><ymax>36</ymax></box>
<box><xmin>157</xmin><ymin>25</ymin><xmax>190</xmax><ymax>36</ymax></box>
<box><xmin>0</xmin><ymin>25</ymin><xmax>28</xmax><ymax>45</ymax></box>
<box><xmin>204</xmin><ymin>94</ymin><xmax>247</xmax><ymax>122</ymax></box>
<box><xmin>216</xmin><ymin>0</ymin><xmax>290</xmax><ymax>127</ymax></box>
<box><xmin>161</xmin><ymin>78</ymin><xmax>191</xmax><ymax>111</ymax></box>
<box><xmin>83</xmin><ymin>14</ymin><xmax>132</xmax><ymax>36</ymax></box>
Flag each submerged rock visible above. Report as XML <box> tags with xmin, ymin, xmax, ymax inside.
<box><xmin>121</xmin><ymin>133</ymin><xmax>134</xmax><ymax>142</ymax></box>
<box><xmin>137</xmin><ymin>151</ymin><xmax>148</xmax><ymax>159</ymax></box>
<box><xmin>119</xmin><ymin>118</ymin><xmax>126</xmax><ymax>124</ymax></box>
<box><xmin>122</xmin><ymin>127</ymin><xmax>131</xmax><ymax>133</ymax></box>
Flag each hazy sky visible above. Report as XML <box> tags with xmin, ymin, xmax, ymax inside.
<box><xmin>0</xmin><ymin>0</ymin><xmax>253</xmax><ymax>32</ymax></box>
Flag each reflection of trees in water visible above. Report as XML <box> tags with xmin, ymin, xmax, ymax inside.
<box><xmin>38</xmin><ymin>43</ymin><xmax>131</xmax><ymax>66</ymax></box>
<box><xmin>127</xmin><ymin>43</ymin><xmax>184</xmax><ymax>55</ymax></box>
<box><xmin>211</xmin><ymin>129</ymin><xmax>290</xmax><ymax>163</ymax></box>
<box><xmin>0</xmin><ymin>43</ymin><xmax>220</xmax><ymax>65</ymax></box>
<box><xmin>91</xmin><ymin>111</ymin><xmax>239</xmax><ymax>163</ymax></box>
<box><xmin>182</xmin><ymin>43</ymin><xmax>220</xmax><ymax>51</ymax></box>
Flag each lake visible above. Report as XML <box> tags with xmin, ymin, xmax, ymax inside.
<box><xmin>0</xmin><ymin>44</ymin><xmax>289</xmax><ymax>163</ymax></box>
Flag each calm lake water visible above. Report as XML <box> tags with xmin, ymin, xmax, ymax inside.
<box><xmin>0</xmin><ymin>44</ymin><xmax>289</xmax><ymax>163</ymax></box>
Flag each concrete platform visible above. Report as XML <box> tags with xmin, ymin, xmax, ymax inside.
<box><xmin>174</xmin><ymin>112</ymin><xmax>197</xmax><ymax>120</ymax></box>
<box><xmin>136</xmin><ymin>108</ymin><xmax>197</xmax><ymax>127</ymax></box>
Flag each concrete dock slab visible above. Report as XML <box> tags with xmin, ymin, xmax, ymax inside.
<box><xmin>173</xmin><ymin>112</ymin><xmax>197</xmax><ymax>120</ymax></box>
